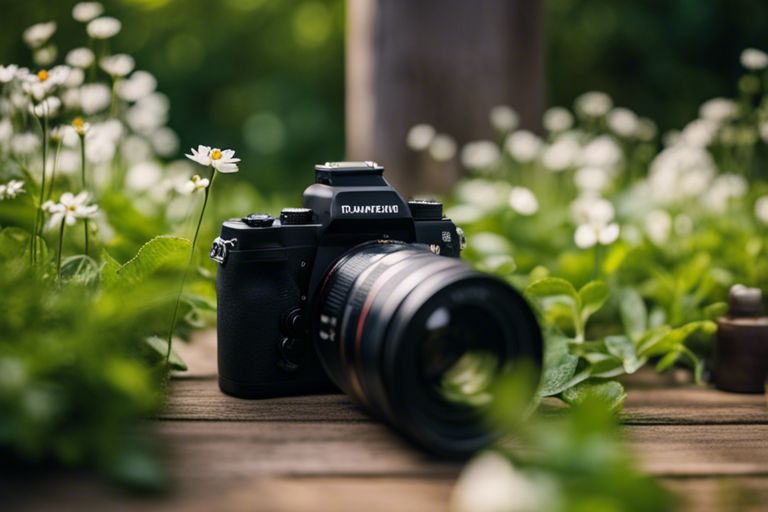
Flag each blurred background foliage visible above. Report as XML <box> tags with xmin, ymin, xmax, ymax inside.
<box><xmin>3</xmin><ymin>0</ymin><xmax>767</xmax><ymax>196</ymax></box>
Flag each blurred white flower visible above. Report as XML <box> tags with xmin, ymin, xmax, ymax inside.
<box><xmin>0</xmin><ymin>118</ymin><xmax>12</xmax><ymax>143</ymax></box>
<box><xmin>71</xmin><ymin>117</ymin><xmax>91</xmax><ymax>137</ymax></box>
<box><xmin>575</xmin><ymin>91</ymin><xmax>612</xmax><ymax>117</ymax></box>
<box><xmin>702</xmin><ymin>173</ymin><xmax>748</xmax><ymax>213</ymax></box>
<box><xmin>571</xmin><ymin>195</ymin><xmax>615</xmax><ymax>226</ymax></box>
<box><xmin>456</xmin><ymin>179</ymin><xmax>511</xmax><ymax>211</ymax></box>
<box><xmin>648</xmin><ymin>145</ymin><xmax>716</xmax><ymax>204</ymax></box>
<box><xmin>662</xmin><ymin>130</ymin><xmax>681</xmax><ymax>148</ymax></box>
<box><xmin>178</xmin><ymin>174</ymin><xmax>210</xmax><ymax>195</ymax></box>
<box><xmin>574</xmin><ymin>166</ymin><xmax>610</xmax><ymax>194</ymax></box>
<box><xmin>579</xmin><ymin>134</ymin><xmax>622</xmax><ymax>170</ymax></box>
<box><xmin>759</xmin><ymin>122</ymin><xmax>768</xmax><ymax>144</ymax></box>
<box><xmin>445</xmin><ymin>204</ymin><xmax>484</xmax><ymax>224</ymax></box>
<box><xmin>11</xmin><ymin>132</ymin><xmax>40</xmax><ymax>155</ymax></box>
<box><xmin>33</xmin><ymin>46</ymin><xmax>58</xmax><ymax>67</ymax></box>
<box><xmin>740</xmin><ymin>48</ymin><xmax>768</xmax><ymax>71</ymax></box>
<box><xmin>451</xmin><ymin>452</ymin><xmax>557</xmax><ymax>512</ymax></box>
<box><xmin>680</xmin><ymin>118</ymin><xmax>718</xmax><ymax>148</ymax></box>
<box><xmin>428</xmin><ymin>134</ymin><xmax>457</xmax><ymax>161</ymax></box>
<box><xmin>86</xmin><ymin>16</ymin><xmax>121</xmax><ymax>39</ymax></box>
<box><xmin>116</xmin><ymin>70</ymin><xmax>157</xmax><ymax>101</ymax></box>
<box><xmin>22</xmin><ymin>66</ymin><xmax>70</xmax><ymax>101</ymax></box>
<box><xmin>30</xmin><ymin>96</ymin><xmax>61</xmax><ymax>118</ymax></box>
<box><xmin>100</xmin><ymin>54</ymin><xmax>135</xmax><ymax>77</ymax></box>
<box><xmin>23</xmin><ymin>22</ymin><xmax>57</xmax><ymax>49</ymax></box>
<box><xmin>644</xmin><ymin>209</ymin><xmax>672</xmax><ymax>245</ymax></box>
<box><xmin>0</xmin><ymin>180</ymin><xmax>26</xmax><ymax>200</ymax></box>
<box><xmin>57</xmin><ymin>149</ymin><xmax>81</xmax><ymax>174</ymax></box>
<box><xmin>636</xmin><ymin>118</ymin><xmax>658</xmax><ymax>142</ymax></box>
<box><xmin>543</xmin><ymin>106</ymin><xmax>573</xmax><ymax>132</ymax></box>
<box><xmin>126</xmin><ymin>161</ymin><xmax>163</xmax><ymax>192</ymax></box>
<box><xmin>79</xmin><ymin>83</ymin><xmax>111</xmax><ymax>115</ymax></box>
<box><xmin>65</xmin><ymin>47</ymin><xmax>95</xmax><ymax>68</ymax></box>
<box><xmin>607</xmin><ymin>107</ymin><xmax>639</xmax><ymax>137</ymax></box>
<box><xmin>121</xmin><ymin>135</ymin><xmax>153</xmax><ymax>163</ymax></box>
<box><xmin>92</xmin><ymin>119</ymin><xmax>123</xmax><ymax>142</ymax></box>
<box><xmin>470</xmin><ymin>232</ymin><xmax>512</xmax><ymax>255</ymax></box>
<box><xmin>0</xmin><ymin>64</ymin><xmax>18</xmax><ymax>83</ymax></box>
<box><xmin>540</xmin><ymin>132</ymin><xmax>580</xmax><ymax>172</ymax></box>
<box><xmin>125</xmin><ymin>92</ymin><xmax>170</xmax><ymax>134</ymax></box>
<box><xmin>755</xmin><ymin>196</ymin><xmax>768</xmax><ymax>224</ymax></box>
<box><xmin>461</xmin><ymin>141</ymin><xmax>500</xmax><ymax>170</ymax></box>
<box><xmin>508</xmin><ymin>186</ymin><xmax>539</xmax><ymax>215</ymax></box>
<box><xmin>72</xmin><ymin>2</ymin><xmax>104</xmax><ymax>23</ymax></box>
<box><xmin>505</xmin><ymin>130</ymin><xmax>542</xmax><ymax>163</ymax></box>
<box><xmin>699</xmin><ymin>98</ymin><xmax>736</xmax><ymax>123</ymax></box>
<box><xmin>574</xmin><ymin>222</ymin><xmax>620</xmax><ymax>248</ymax></box>
<box><xmin>489</xmin><ymin>105</ymin><xmax>519</xmax><ymax>132</ymax></box>
<box><xmin>150</xmin><ymin>127</ymin><xmax>179</xmax><ymax>157</ymax></box>
<box><xmin>44</xmin><ymin>191</ymin><xmax>97</xmax><ymax>228</ymax></box>
<box><xmin>675</xmin><ymin>214</ymin><xmax>694</xmax><ymax>236</ymax></box>
<box><xmin>185</xmin><ymin>145</ymin><xmax>240</xmax><ymax>173</ymax></box>
<box><xmin>406</xmin><ymin>124</ymin><xmax>436</xmax><ymax>151</ymax></box>
<box><xmin>64</xmin><ymin>67</ymin><xmax>85</xmax><ymax>88</ymax></box>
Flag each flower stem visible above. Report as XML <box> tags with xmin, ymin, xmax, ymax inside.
<box><xmin>166</xmin><ymin>166</ymin><xmax>218</xmax><ymax>361</ymax></box>
<box><xmin>32</xmin><ymin>111</ymin><xmax>49</xmax><ymax>265</ymax></box>
<box><xmin>56</xmin><ymin>217</ymin><xmax>65</xmax><ymax>283</ymax></box>
<box><xmin>47</xmin><ymin>139</ymin><xmax>62</xmax><ymax>201</ymax></box>
<box><xmin>79</xmin><ymin>135</ymin><xmax>89</xmax><ymax>256</ymax></box>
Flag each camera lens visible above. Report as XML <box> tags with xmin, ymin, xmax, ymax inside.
<box><xmin>313</xmin><ymin>241</ymin><xmax>542</xmax><ymax>457</ymax></box>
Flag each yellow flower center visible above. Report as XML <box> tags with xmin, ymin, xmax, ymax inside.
<box><xmin>210</xmin><ymin>149</ymin><xmax>223</xmax><ymax>161</ymax></box>
<box><xmin>67</xmin><ymin>205</ymin><xmax>77</xmax><ymax>212</ymax></box>
<box><xmin>72</xmin><ymin>117</ymin><xmax>86</xmax><ymax>135</ymax></box>
<box><xmin>37</xmin><ymin>69</ymin><xmax>48</xmax><ymax>81</ymax></box>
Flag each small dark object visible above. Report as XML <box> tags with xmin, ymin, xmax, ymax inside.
<box><xmin>714</xmin><ymin>285</ymin><xmax>768</xmax><ymax>393</ymax></box>
<box><xmin>211</xmin><ymin>161</ymin><xmax>543</xmax><ymax>457</ymax></box>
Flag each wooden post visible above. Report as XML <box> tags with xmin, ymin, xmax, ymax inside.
<box><xmin>346</xmin><ymin>0</ymin><xmax>545</xmax><ymax>197</ymax></box>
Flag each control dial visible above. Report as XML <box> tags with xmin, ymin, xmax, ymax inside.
<box><xmin>242</xmin><ymin>213</ymin><xmax>274</xmax><ymax>227</ymax></box>
<box><xmin>280</xmin><ymin>207</ymin><xmax>314</xmax><ymax>225</ymax></box>
<box><xmin>408</xmin><ymin>200</ymin><xmax>443</xmax><ymax>220</ymax></box>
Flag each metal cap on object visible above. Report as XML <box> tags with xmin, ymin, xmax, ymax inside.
<box><xmin>242</xmin><ymin>213</ymin><xmax>274</xmax><ymax>227</ymax></box>
<box><xmin>408</xmin><ymin>199</ymin><xmax>443</xmax><ymax>220</ymax></box>
<box><xmin>728</xmin><ymin>284</ymin><xmax>765</xmax><ymax>316</ymax></box>
<box><xmin>280</xmin><ymin>207</ymin><xmax>314</xmax><ymax>225</ymax></box>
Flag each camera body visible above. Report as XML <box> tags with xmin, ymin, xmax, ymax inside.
<box><xmin>212</xmin><ymin>161</ymin><xmax>466</xmax><ymax>398</ymax></box>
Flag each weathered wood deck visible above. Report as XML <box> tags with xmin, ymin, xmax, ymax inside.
<box><xmin>6</xmin><ymin>332</ymin><xmax>768</xmax><ymax>511</ymax></box>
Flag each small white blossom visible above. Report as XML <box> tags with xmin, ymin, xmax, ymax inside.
<box><xmin>33</xmin><ymin>46</ymin><xmax>57</xmax><ymax>67</ymax></box>
<box><xmin>702</xmin><ymin>173</ymin><xmax>748</xmax><ymax>213</ymax></box>
<box><xmin>72</xmin><ymin>2</ymin><xmax>104</xmax><ymax>23</ymax></box>
<box><xmin>65</xmin><ymin>47</ymin><xmax>95</xmax><ymax>68</ymax></box>
<box><xmin>150</xmin><ymin>127</ymin><xmax>179</xmax><ymax>157</ymax></box>
<box><xmin>0</xmin><ymin>118</ymin><xmax>12</xmax><ymax>143</ymax></box>
<box><xmin>11</xmin><ymin>132</ymin><xmax>40</xmax><ymax>155</ymax></box>
<box><xmin>699</xmin><ymin>98</ymin><xmax>737</xmax><ymax>123</ymax></box>
<box><xmin>508</xmin><ymin>187</ymin><xmax>539</xmax><ymax>216</ymax></box>
<box><xmin>754</xmin><ymin>196</ymin><xmax>768</xmax><ymax>224</ymax></box>
<box><xmin>178</xmin><ymin>174</ymin><xmax>210</xmax><ymax>195</ymax></box>
<box><xmin>636</xmin><ymin>117</ymin><xmax>658</xmax><ymax>142</ymax></box>
<box><xmin>680</xmin><ymin>118</ymin><xmax>718</xmax><ymax>148</ymax></box>
<box><xmin>0</xmin><ymin>64</ymin><xmax>18</xmax><ymax>83</ymax></box>
<box><xmin>126</xmin><ymin>161</ymin><xmax>162</xmax><ymax>192</ymax></box>
<box><xmin>116</xmin><ymin>70</ymin><xmax>157</xmax><ymax>101</ymax></box>
<box><xmin>100</xmin><ymin>54</ymin><xmax>135</xmax><ymax>77</ymax></box>
<box><xmin>645</xmin><ymin>209</ymin><xmax>672</xmax><ymax>245</ymax></box>
<box><xmin>86</xmin><ymin>16</ymin><xmax>121</xmax><ymax>39</ymax></box>
<box><xmin>505</xmin><ymin>130</ymin><xmax>542</xmax><ymax>163</ymax></box>
<box><xmin>574</xmin><ymin>166</ymin><xmax>610</xmax><ymax>194</ymax></box>
<box><xmin>406</xmin><ymin>124</ymin><xmax>436</xmax><ymax>151</ymax></box>
<box><xmin>540</xmin><ymin>132</ymin><xmax>580</xmax><ymax>172</ymax></box>
<box><xmin>79</xmin><ymin>83</ymin><xmax>112</xmax><ymax>115</ymax></box>
<box><xmin>542</xmin><ymin>106</ymin><xmax>573</xmax><ymax>132</ymax></box>
<box><xmin>121</xmin><ymin>136</ymin><xmax>152</xmax><ymax>164</ymax></box>
<box><xmin>45</xmin><ymin>191</ymin><xmax>98</xmax><ymax>228</ymax></box>
<box><xmin>675</xmin><ymin>214</ymin><xmax>694</xmax><ymax>236</ymax></box>
<box><xmin>30</xmin><ymin>96</ymin><xmax>62</xmax><ymax>118</ymax></box>
<box><xmin>0</xmin><ymin>180</ymin><xmax>26</xmax><ymax>200</ymax></box>
<box><xmin>575</xmin><ymin>91</ymin><xmax>612</xmax><ymax>117</ymax></box>
<box><xmin>23</xmin><ymin>22</ymin><xmax>57</xmax><ymax>49</ymax></box>
<box><xmin>64</xmin><ymin>68</ymin><xmax>85</xmax><ymax>88</ymax></box>
<box><xmin>579</xmin><ymin>134</ymin><xmax>622</xmax><ymax>170</ymax></box>
<box><xmin>571</xmin><ymin>195</ymin><xmax>615</xmax><ymax>226</ymax></box>
<box><xmin>22</xmin><ymin>66</ymin><xmax>70</xmax><ymax>101</ymax></box>
<box><xmin>489</xmin><ymin>105</ymin><xmax>519</xmax><ymax>132</ymax></box>
<box><xmin>648</xmin><ymin>145</ymin><xmax>716</xmax><ymax>204</ymax></box>
<box><xmin>607</xmin><ymin>107</ymin><xmax>639</xmax><ymax>137</ymax></box>
<box><xmin>574</xmin><ymin>222</ymin><xmax>620</xmax><ymax>248</ymax></box>
<box><xmin>740</xmin><ymin>48</ymin><xmax>768</xmax><ymax>71</ymax></box>
<box><xmin>456</xmin><ymin>179</ymin><xmax>511</xmax><ymax>212</ymax></box>
<box><xmin>428</xmin><ymin>134</ymin><xmax>457</xmax><ymax>162</ymax></box>
<box><xmin>185</xmin><ymin>145</ymin><xmax>240</xmax><ymax>173</ymax></box>
<box><xmin>461</xmin><ymin>141</ymin><xmax>500</xmax><ymax>170</ymax></box>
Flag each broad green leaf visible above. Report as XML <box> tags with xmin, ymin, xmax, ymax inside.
<box><xmin>578</xmin><ymin>280</ymin><xmax>609</xmax><ymax>323</ymax></box>
<box><xmin>538</xmin><ymin>333</ymin><xmax>581</xmax><ymax>396</ymax></box>
<box><xmin>703</xmin><ymin>302</ymin><xmax>728</xmax><ymax>320</ymax></box>
<box><xmin>143</xmin><ymin>336</ymin><xmax>188</xmax><ymax>371</ymax></box>
<box><xmin>605</xmin><ymin>335</ymin><xmax>646</xmax><ymax>374</ymax></box>
<box><xmin>583</xmin><ymin>352</ymin><xmax>624</xmax><ymax>377</ymax></box>
<box><xmin>525</xmin><ymin>277</ymin><xmax>579</xmax><ymax>306</ymax></box>
<box><xmin>620</xmin><ymin>288</ymin><xmax>647</xmax><ymax>340</ymax></box>
<box><xmin>109</xmin><ymin>236</ymin><xmax>191</xmax><ymax>288</ymax></box>
<box><xmin>655</xmin><ymin>349</ymin><xmax>681</xmax><ymax>373</ymax></box>
<box><xmin>562</xmin><ymin>380</ymin><xmax>627</xmax><ymax>413</ymax></box>
<box><xmin>639</xmin><ymin>320</ymin><xmax>716</xmax><ymax>358</ymax></box>
<box><xmin>100</xmin><ymin>249</ymin><xmax>121</xmax><ymax>287</ymax></box>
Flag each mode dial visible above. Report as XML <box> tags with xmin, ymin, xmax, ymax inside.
<box><xmin>280</xmin><ymin>208</ymin><xmax>314</xmax><ymax>225</ymax></box>
<box><xmin>242</xmin><ymin>213</ymin><xmax>274</xmax><ymax>227</ymax></box>
<box><xmin>408</xmin><ymin>200</ymin><xmax>443</xmax><ymax>220</ymax></box>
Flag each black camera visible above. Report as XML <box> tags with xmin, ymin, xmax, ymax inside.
<box><xmin>211</xmin><ymin>161</ymin><xmax>543</xmax><ymax>457</ymax></box>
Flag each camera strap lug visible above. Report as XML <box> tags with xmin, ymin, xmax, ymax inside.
<box><xmin>210</xmin><ymin>237</ymin><xmax>237</xmax><ymax>265</ymax></box>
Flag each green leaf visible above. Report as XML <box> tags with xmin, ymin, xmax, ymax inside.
<box><xmin>703</xmin><ymin>302</ymin><xmax>728</xmax><ymax>320</ymax></box>
<box><xmin>655</xmin><ymin>350</ymin><xmax>681</xmax><ymax>373</ymax></box>
<box><xmin>578</xmin><ymin>280</ymin><xmax>609</xmax><ymax>323</ymax></box>
<box><xmin>525</xmin><ymin>277</ymin><xmax>579</xmax><ymax>306</ymax></box>
<box><xmin>108</xmin><ymin>236</ymin><xmax>191</xmax><ymax>288</ymax></box>
<box><xmin>538</xmin><ymin>333</ymin><xmax>582</xmax><ymax>396</ymax></box>
<box><xmin>638</xmin><ymin>321</ymin><xmax>716</xmax><ymax>358</ymax></box>
<box><xmin>583</xmin><ymin>352</ymin><xmax>625</xmax><ymax>378</ymax></box>
<box><xmin>604</xmin><ymin>335</ymin><xmax>646</xmax><ymax>374</ymax></box>
<box><xmin>143</xmin><ymin>336</ymin><xmax>188</xmax><ymax>371</ymax></box>
<box><xmin>562</xmin><ymin>380</ymin><xmax>627</xmax><ymax>413</ymax></box>
<box><xmin>60</xmin><ymin>255</ymin><xmax>100</xmax><ymax>286</ymax></box>
<box><xmin>620</xmin><ymin>288</ymin><xmax>647</xmax><ymax>340</ymax></box>
<box><xmin>100</xmin><ymin>249</ymin><xmax>121</xmax><ymax>287</ymax></box>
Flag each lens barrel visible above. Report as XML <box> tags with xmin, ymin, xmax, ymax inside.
<box><xmin>313</xmin><ymin>241</ymin><xmax>542</xmax><ymax>457</ymax></box>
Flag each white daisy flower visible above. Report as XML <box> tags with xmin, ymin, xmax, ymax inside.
<box><xmin>406</xmin><ymin>124</ymin><xmax>436</xmax><ymax>151</ymax></box>
<box><xmin>461</xmin><ymin>140</ymin><xmax>500</xmax><ymax>170</ymax></box>
<box><xmin>540</xmin><ymin>132</ymin><xmax>581</xmax><ymax>172</ymax></box>
<box><xmin>0</xmin><ymin>180</ymin><xmax>26</xmax><ymax>200</ymax></box>
<box><xmin>645</xmin><ymin>209</ymin><xmax>672</xmax><ymax>245</ymax></box>
<box><xmin>79</xmin><ymin>83</ymin><xmax>112</xmax><ymax>115</ymax></box>
<box><xmin>574</xmin><ymin>222</ymin><xmax>620</xmax><ymax>249</ymax></box>
<box><xmin>100</xmin><ymin>54</ymin><xmax>135</xmax><ymax>77</ymax></box>
<box><xmin>22</xmin><ymin>66</ymin><xmax>70</xmax><ymax>101</ymax></box>
<box><xmin>11</xmin><ymin>132</ymin><xmax>40</xmax><ymax>155</ymax></box>
<box><xmin>65</xmin><ymin>47</ymin><xmax>95</xmax><ymax>68</ymax></box>
<box><xmin>754</xmin><ymin>196</ymin><xmax>768</xmax><ymax>225</ymax></box>
<box><xmin>45</xmin><ymin>191</ymin><xmax>98</xmax><ymax>228</ymax></box>
<box><xmin>64</xmin><ymin>67</ymin><xmax>85</xmax><ymax>88</ymax></box>
<box><xmin>428</xmin><ymin>134</ymin><xmax>457</xmax><ymax>162</ymax></box>
<box><xmin>489</xmin><ymin>105</ymin><xmax>519</xmax><ymax>132</ymax></box>
<box><xmin>33</xmin><ymin>46</ymin><xmax>58</xmax><ymax>67</ymax></box>
<box><xmin>150</xmin><ymin>127</ymin><xmax>179</xmax><ymax>157</ymax></box>
<box><xmin>86</xmin><ymin>16</ymin><xmax>121</xmax><ymax>39</ymax></box>
<box><xmin>575</xmin><ymin>91</ymin><xmax>612</xmax><ymax>117</ymax></box>
<box><xmin>0</xmin><ymin>64</ymin><xmax>18</xmax><ymax>83</ymax></box>
<box><xmin>30</xmin><ymin>96</ymin><xmax>61</xmax><ymax>118</ymax></box>
<box><xmin>116</xmin><ymin>70</ymin><xmax>157</xmax><ymax>101</ymax></box>
<box><xmin>185</xmin><ymin>145</ymin><xmax>241</xmax><ymax>173</ymax></box>
<box><xmin>543</xmin><ymin>106</ymin><xmax>573</xmax><ymax>132</ymax></box>
<box><xmin>0</xmin><ymin>119</ymin><xmax>12</xmax><ymax>143</ymax></box>
<box><xmin>23</xmin><ymin>22</ymin><xmax>57</xmax><ymax>49</ymax></box>
<box><xmin>505</xmin><ymin>130</ymin><xmax>542</xmax><ymax>163</ymax></box>
<box><xmin>579</xmin><ymin>134</ymin><xmax>622</xmax><ymax>170</ymax></box>
<box><xmin>71</xmin><ymin>117</ymin><xmax>91</xmax><ymax>137</ymax></box>
<box><xmin>179</xmin><ymin>174</ymin><xmax>210</xmax><ymax>195</ymax></box>
<box><xmin>574</xmin><ymin>166</ymin><xmax>610</xmax><ymax>194</ymax></box>
<box><xmin>740</xmin><ymin>48</ymin><xmax>768</xmax><ymax>71</ymax></box>
<box><xmin>607</xmin><ymin>107</ymin><xmax>639</xmax><ymax>138</ymax></box>
<box><xmin>699</xmin><ymin>98</ymin><xmax>736</xmax><ymax>122</ymax></box>
<box><xmin>508</xmin><ymin>186</ymin><xmax>539</xmax><ymax>216</ymax></box>
<box><xmin>126</xmin><ymin>161</ymin><xmax>162</xmax><ymax>192</ymax></box>
<box><xmin>72</xmin><ymin>2</ymin><xmax>104</xmax><ymax>23</ymax></box>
